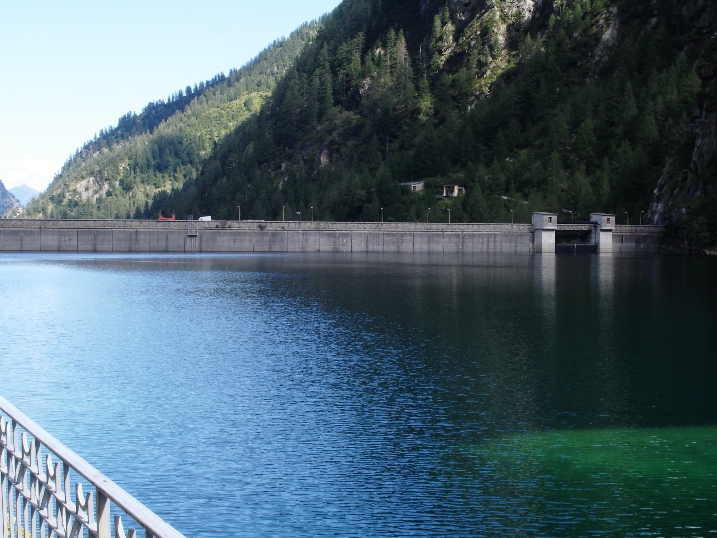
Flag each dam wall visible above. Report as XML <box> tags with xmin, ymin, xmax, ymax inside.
<box><xmin>0</xmin><ymin>219</ymin><xmax>665</xmax><ymax>254</ymax></box>
<box><xmin>611</xmin><ymin>225</ymin><xmax>665</xmax><ymax>253</ymax></box>
<box><xmin>0</xmin><ymin>219</ymin><xmax>535</xmax><ymax>254</ymax></box>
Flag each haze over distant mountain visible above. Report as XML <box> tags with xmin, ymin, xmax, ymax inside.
<box><xmin>9</xmin><ymin>184</ymin><xmax>39</xmax><ymax>207</ymax></box>
<box><xmin>0</xmin><ymin>179</ymin><xmax>20</xmax><ymax>215</ymax></box>
<box><xmin>27</xmin><ymin>0</ymin><xmax>717</xmax><ymax>250</ymax></box>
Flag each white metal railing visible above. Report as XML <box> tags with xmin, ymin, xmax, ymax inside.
<box><xmin>0</xmin><ymin>396</ymin><xmax>186</xmax><ymax>538</ymax></box>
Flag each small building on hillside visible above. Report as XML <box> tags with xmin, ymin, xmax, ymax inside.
<box><xmin>437</xmin><ymin>185</ymin><xmax>466</xmax><ymax>199</ymax></box>
<box><xmin>400</xmin><ymin>181</ymin><xmax>426</xmax><ymax>193</ymax></box>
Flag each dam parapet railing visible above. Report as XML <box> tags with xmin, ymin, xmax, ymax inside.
<box><xmin>0</xmin><ymin>216</ymin><xmax>665</xmax><ymax>254</ymax></box>
<box><xmin>0</xmin><ymin>218</ymin><xmax>532</xmax><ymax>233</ymax></box>
<box><xmin>0</xmin><ymin>395</ymin><xmax>185</xmax><ymax>538</ymax></box>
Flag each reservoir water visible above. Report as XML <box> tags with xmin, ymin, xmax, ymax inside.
<box><xmin>0</xmin><ymin>252</ymin><xmax>716</xmax><ymax>536</ymax></box>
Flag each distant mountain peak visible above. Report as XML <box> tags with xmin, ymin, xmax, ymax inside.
<box><xmin>8</xmin><ymin>184</ymin><xmax>40</xmax><ymax>207</ymax></box>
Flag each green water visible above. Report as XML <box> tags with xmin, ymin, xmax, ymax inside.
<box><xmin>472</xmin><ymin>426</ymin><xmax>717</xmax><ymax>534</ymax></box>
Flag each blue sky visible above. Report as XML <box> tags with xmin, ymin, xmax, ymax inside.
<box><xmin>0</xmin><ymin>0</ymin><xmax>342</xmax><ymax>192</ymax></box>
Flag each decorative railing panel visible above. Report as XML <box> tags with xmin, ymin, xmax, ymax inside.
<box><xmin>0</xmin><ymin>396</ymin><xmax>185</xmax><ymax>538</ymax></box>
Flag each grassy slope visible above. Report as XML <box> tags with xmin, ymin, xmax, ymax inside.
<box><xmin>25</xmin><ymin>22</ymin><xmax>321</xmax><ymax>219</ymax></box>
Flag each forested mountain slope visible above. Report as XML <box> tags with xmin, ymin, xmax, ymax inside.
<box><xmin>26</xmin><ymin>22</ymin><xmax>321</xmax><ymax>220</ymax></box>
<box><xmin>186</xmin><ymin>0</ymin><xmax>715</xmax><ymax>248</ymax></box>
<box><xmin>30</xmin><ymin>0</ymin><xmax>717</xmax><ymax>249</ymax></box>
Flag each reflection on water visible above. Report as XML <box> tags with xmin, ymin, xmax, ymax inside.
<box><xmin>0</xmin><ymin>252</ymin><xmax>716</xmax><ymax>536</ymax></box>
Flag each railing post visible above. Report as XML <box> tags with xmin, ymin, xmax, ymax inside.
<box><xmin>62</xmin><ymin>461</ymin><xmax>72</xmax><ymax>536</ymax></box>
<box><xmin>97</xmin><ymin>490</ymin><xmax>111</xmax><ymax>538</ymax></box>
<box><xmin>8</xmin><ymin>420</ymin><xmax>16</xmax><ymax>538</ymax></box>
<box><xmin>1</xmin><ymin>420</ymin><xmax>7</xmax><ymax>538</ymax></box>
<box><xmin>0</xmin><ymin>464</ymin><xmax>5</xmax><ymax>538</ymax></box>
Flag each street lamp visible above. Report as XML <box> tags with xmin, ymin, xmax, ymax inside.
<box><xmin>237</xmin><ymin>205</ymin><xmax>241</xmax><ymax>222</ymax></box>
<box><xmin>447</xmin><ymin>208</ymin><xmax>451</xmax><ymax>224</ymax></box>
<box><xmin>640</xmin><ymin>210</ymin><xmax>645</xmax><ymax>226</ymax></box>
<box><xmin>625</xmin><ymin>211</ymin><xmax>628</xmax><ymax>225</ymax></box>
<box><xmin>380</xmin><ymin>207</ymin><xmax>383</xmax><ymax>223</ymax></box>
<box><xmin>510</xmin><ymin>209</ymin><xmax>514</xmax><ymax>224</ymax></box>
<box><xmin>282</xmin><ymin>206</ymin><xmax>285</xmax><ymax>222</ymax></box>
<box><xmin>310</xmin><ymin>206</ymin><xmax>314</xmax><ymax>222</ymax></box>
<box><xmin>426</xmin><ymin>207</ymin><xmax>430</xmax><ymax>223</ymax></box>
<box><xmin>297</xmin><ymin>211</ymin><xmax>301</xmax><ymax>222</ymax></box>
<box><xmin>125</xmin><ymin>191</ymin><xmax>134</xmax><ymax>220</ymax></box>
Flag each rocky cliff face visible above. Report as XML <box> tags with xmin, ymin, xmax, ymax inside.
<box><xmin>679</xmin><ymin>0</ymin><xmax>716</xmax><ymax>30</ymax></box>
<box><xmin>436</xmin><ymin>0</ymin><xmax>542</xmax><ymax>21</ymax></box>
<box><xmin>649</xmin><ymin>1</ymin><xmax>717</xmax><ymax>239</ymax></box>
<box><xmin>0</xmin><ymin>180</ymin><xmax>20</xmax><ymax>216</ymax></box>
<box><xmin>690</xmin><ymin>31</ymin><xmax>717</xmax><ymax>197</ymax></box>
<box><xmin>426</xmin><ymin>0</ymin><xmax>546</xmax><ymax>94</ymax></box>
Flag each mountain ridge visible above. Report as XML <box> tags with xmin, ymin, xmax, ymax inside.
<box><xmin>187</xmin><ymin>0</ymin><xmax>715</xmax><ymax>241</ymax></box>
<box><xmin>27</xmin><ymin>21</ymin><xmax>322</xmax><ymax>220</ymax></box>
<box><xmin>26</xmin><ymin>0</ymin><xmax>717</xmax><ymax>250</ymax></box>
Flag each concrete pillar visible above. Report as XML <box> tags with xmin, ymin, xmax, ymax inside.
<box><xmin>590</xmin><ymin>213</ymin><xmax>615</xmax><ymax>253</ymax></box>
<box><xmin>532</xmin><ymin>212</ymin><xmax>557</xmax><ymax>253</ymax></box>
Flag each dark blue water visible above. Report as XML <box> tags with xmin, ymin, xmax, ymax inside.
<box><xmin>0</xmin><ymin>253</ymin><xmax>716</xmax><ymax>536</ymax></box>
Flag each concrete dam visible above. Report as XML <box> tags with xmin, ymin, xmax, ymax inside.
<box><xmin>0</xmin><ymin>213</ymin><xmax>664</xmax><ymax>254</ymax></box>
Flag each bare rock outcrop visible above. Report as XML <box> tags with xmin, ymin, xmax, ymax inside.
<box><xmin>0</xmin><ymin>180</ymin><xmax>20</xmax><ymax>217</ymax></box>
<box><xmin>649</xmin><ymin>29</ymin><xmax>717</xmax><ymax>227</ymax></box>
